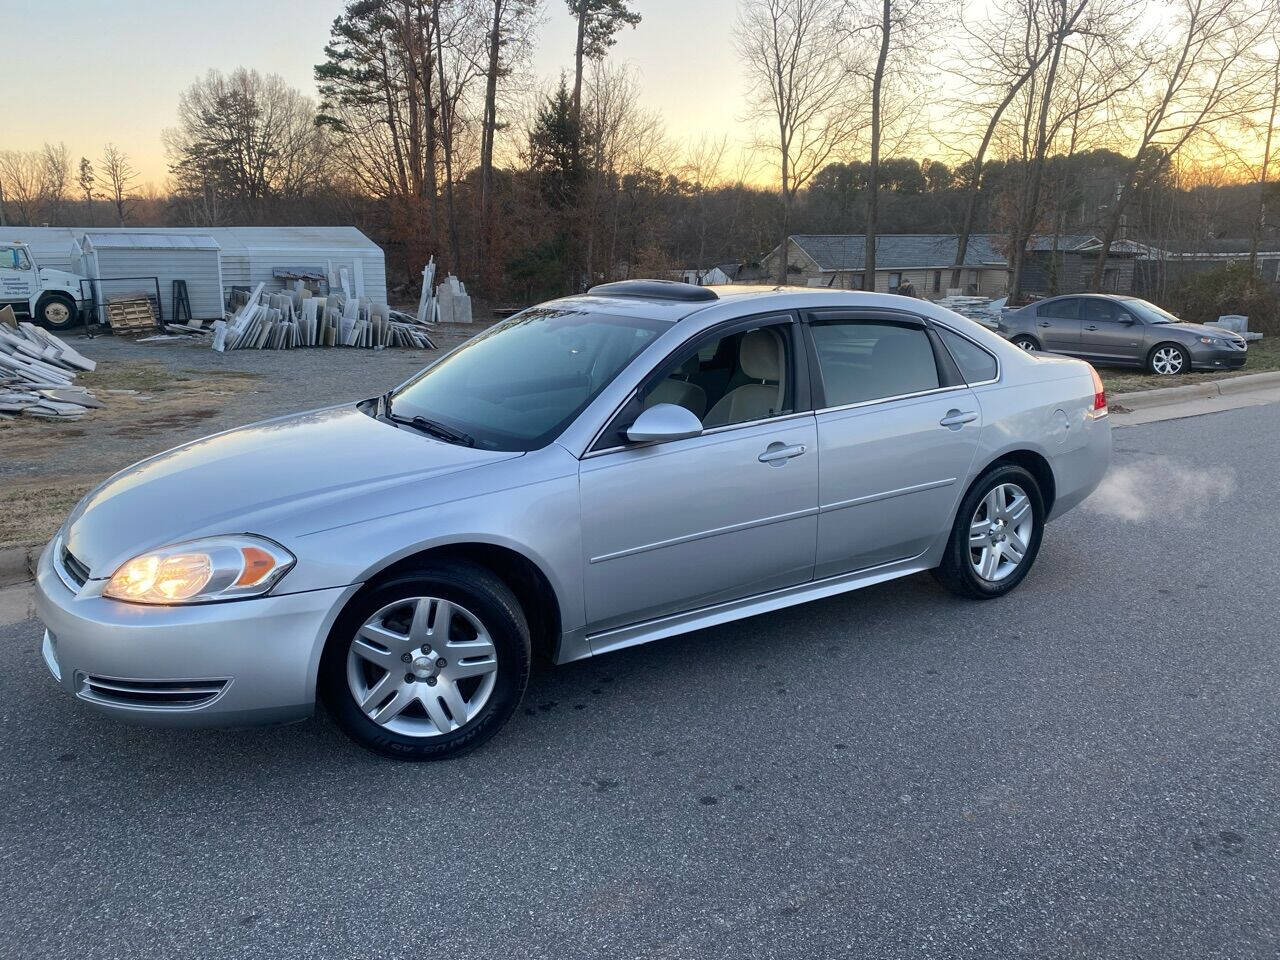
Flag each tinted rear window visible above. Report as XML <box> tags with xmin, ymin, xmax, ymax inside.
<box><xmin>1036</xmin><ymin>298</ymin><xmax>1079</xmax><ymax>319</ymax></box>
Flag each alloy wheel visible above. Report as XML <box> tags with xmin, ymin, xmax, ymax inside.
<box><xmin>1014</xmin><ymin>337</ymin><xmax>1037</xmax><ymax>352</ymax></box>
<box><xmin>346</xmin><ymin>596</ymin><xmax>499</xmax><ymax>737</ymax></box>
<box><xmin>969</xmin><ymin>482</ymin><xmax>1035</xmax><ymax>582</ymax></box>
<box><xmin>1151</xmin><ymin>346</ymin><xmax>1184</xmax><ymax>375</ymax></box>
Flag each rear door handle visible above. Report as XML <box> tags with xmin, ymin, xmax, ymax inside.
<box><xmin>758</xmin><ymin>442</ymin><xmax>806</xmax><ymax>463</ymax></box>
<box><xmin>939</xmin><ymin>410</ymin><xmax>978</xmax><ymax>428</ymax></box>
<box><xmin>1037</xmin><ymin>321</ymin><xmax>1051</xmax><ymax>327</ymax></box>
<box><xmin>1084</xmin><ymin>324</ymin><xmax>1098</xmax><ymax>330</ymax></box>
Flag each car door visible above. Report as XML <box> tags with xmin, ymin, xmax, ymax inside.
<box><xmin>578</xmin><ymin>314</ymin><xmax>818</xmax><ymax>633</ymax></box>
<box><xmin>1078</xmin><ymin>297</ymin><xmax>1144</xmax><ymax>363</ymax></box>
<box><xmin>1033</xmin><ymin>297</ymin><xmax>1082</xmax><ymax>352</ymax></box>
<box><xmin>0</xmin><ymin>246</ymin><xmax>36</xmax><ymax>309</ymax></box>
<box><xmin>804</xmin><ymin>311</ymin><xmax>982</xmax><ymax>578</ymax></box>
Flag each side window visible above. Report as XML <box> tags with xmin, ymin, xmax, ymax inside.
<box><xmin>811</xmin><ymin>321</ymin><xmax>940</xmax><ymax>406</ymax></box>
<box><xmin>1081</xmin><ymin>298</ymin><xmax>1117</xmax><ymax>323</ymax></box>
<box><xmin>1</xmin><ymin>248</ymin><xmax>31</xmax><ymax>271</ymax></box>
<box><xmin>638</xmin><ymin>321</ymin><xmax>794</xmax><ymax>430</ymax></box>
<box><xmin>1037</xmin><ymin>298</ymin><xmax>1079</xmax><ymax>319</ymax></box>
<box><xmin>938</xmin><ymin>327</ymin><xmax>998</xmax><ymax>383</ymax></box>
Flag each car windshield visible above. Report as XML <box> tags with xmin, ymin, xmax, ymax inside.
<box><xmin>1123</xmin><ymin>298</ymin><xmax>1179</xmax><ymax>324</ymax></box>
<box><xmin>389</xmin><ymin>306</ymin><xmax>668</xmax><ymax>451</ymax></box>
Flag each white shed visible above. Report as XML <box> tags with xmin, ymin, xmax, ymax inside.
<box><xmin>206</xmin><ymin>226</ymin><xmax>387</xmax><ymax>303</ymax></box>
<box><xmin>79</xmin><ymin>232</ymin><xmax>224</xmax><ymax>322</ymax></box>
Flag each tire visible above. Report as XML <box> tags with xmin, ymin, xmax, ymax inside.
<box><xmin>1147</xmin><ymin>342</ymin><xmax>1189</xmax><ymax>376</ymax></box>
<box><xmin>932</xmin><ymin>463</ymin><xmax>1046</xmax><ymax>600</ymax></box>
<box><xmin>35</xmin><ymin>294</ymin><xmax>78</xmax><ymax>332</ymax></box>
<box><xmin>319</xmin><ymin>561</ymin><xmax>531</xmax><ymax>760</ymax></box>
<box><xmin>1010</xmin><ymin>335</ymin><xmax>1039</xmax><ymax>352</ymax></box>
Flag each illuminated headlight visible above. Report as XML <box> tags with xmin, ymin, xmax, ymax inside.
<box><xmin>103</xmin><ymin>536</ymin><xmax>295</xmax><ymax>605</ymax></box>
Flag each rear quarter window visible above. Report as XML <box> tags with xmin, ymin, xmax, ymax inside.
<box><xmin>938</xmin><ymin>328</ymin><xmax>998</xmax><ymax>383</ymax></box>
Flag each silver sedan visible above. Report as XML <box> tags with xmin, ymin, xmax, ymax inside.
<box><xmin>35</xmin><ymin>282</ymin><xmax>1111</xmax><ymax>759</ymax></box>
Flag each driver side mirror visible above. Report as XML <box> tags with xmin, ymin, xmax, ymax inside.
<box><xmin>626</xmin><ymin>403</ymin><xmax>703</xmax><ymax>444</ymax></box>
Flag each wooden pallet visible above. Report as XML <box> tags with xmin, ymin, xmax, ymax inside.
<box><xmin>106</xmin><ymin>297</ymin><xmax>157</xmax><ymax>333</ymax></box>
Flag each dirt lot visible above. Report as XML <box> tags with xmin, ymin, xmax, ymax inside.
<box><xmin>0</xmin><ymin>322</ymin><xmax>486</xmax><ymax>550</ymax></box>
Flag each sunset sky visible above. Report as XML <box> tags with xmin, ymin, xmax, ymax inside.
<box><xmin>3</xmin><ymin>0</ymin><xmax>744</xmax><ymax>188</ymax></box>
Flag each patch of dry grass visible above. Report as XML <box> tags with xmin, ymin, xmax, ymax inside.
<box><xmin>1</xmin><ymin>362</ymin><xmax>262</xmax><ymax>549</ymax></box>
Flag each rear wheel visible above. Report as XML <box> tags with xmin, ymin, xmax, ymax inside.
<box><xmin>320</xmin><ymin>561</ymin><xmax>531</xmax><ymax>760</ymax></box>
<box><xmin>36</xmin><ymin>294</ymin><xmax>78</xmax><ymax>332</ymax></box>
<box><xmin>1148</xmin><ymin>343</ymin><xmax>1188</xmax><ymax>376</ymax></box>
<box><xmin>1010</xmin><ymin>335</ymin><xmax>1039</xmax><ymax>352</ymax></box>
<box><xmin>933</xmin><ymin>464</ymin><xmax>1045</xmax><ymax>600</ymax></box>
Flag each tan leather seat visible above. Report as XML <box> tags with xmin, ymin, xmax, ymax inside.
<box><xmin>703</xmin><ymin>329</ymin><xmax>785</xmax><ymax>427</ymax></box>
<box><xmin>644</xmin><ymin>356</ymin><xmax>707</xmax><ymax>417</ymax></box>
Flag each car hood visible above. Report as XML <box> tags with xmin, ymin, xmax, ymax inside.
<box><xmin>1161</xmin><ymin>321</ymin><xmax>1238</xmax><ymax>339</ymax></box>
<box><xmin>63</xmin><ymin>405</ymin><xmax>521</xmax><ymax>578</ymax></box>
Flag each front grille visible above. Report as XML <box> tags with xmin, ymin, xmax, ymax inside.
<box><xmin>60</xmin><ymin>546</ymin><xmax>89</xmax><ymax>587</ymax></box>
<box><xmin>79</xmin><ymin>675</ymin><xmax>229</xmax><ymax>709</ymax></box>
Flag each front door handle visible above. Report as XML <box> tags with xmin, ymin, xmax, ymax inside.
<box><xmin>1084</xmin><ymin>324</ymin><xmax>1098</xmax><ymax>330</ymax></box>
<box><xmin>1037</xmin><ymin>321</ymin><xmax>1051</xmax><ymax>327</ymax></box>
<box><xmin>939</xmin><ymin>410</ymin><xmax>978</xmax><ymax>428</ymax></box>
<box><xmin>758</xmin><ymin>442</ymin><xmax>806</xmax><ymax>464</ymax></box>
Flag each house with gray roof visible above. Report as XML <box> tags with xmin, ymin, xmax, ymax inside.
<box><xmin>761</xmin><ymin>234</ymin><xmax>1010</xmax><ymax>297</ymax></box>
<box><xmin>761</xmin><ymin>233</ymin><xmax>1143</xmax><ymax>299</ymax></box>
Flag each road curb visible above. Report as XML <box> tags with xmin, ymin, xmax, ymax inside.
<box><xmin>0</xmin><ymin>545</ymin><xmax>39</xmax><ymax>587</ymax></box>
<box><xmin>1112</xmin><ymin>370</ymin><xmax>1280</xmax><ymax>411</ymax></box>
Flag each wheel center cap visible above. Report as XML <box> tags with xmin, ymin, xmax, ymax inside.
<box><xmin>411</xmin><ymin>657</ymin><xmax>434</xmax><ymax>678</ymax></box>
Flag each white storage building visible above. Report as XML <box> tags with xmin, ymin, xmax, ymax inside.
<box><xmin>0</xmin><ymin>225</ymin><xmax>387</xmax><ymax>323</ymax></box>
<box><xmin>79</xmin><ymin>232</ymin><xmax>223</xmax><ymax>323</ymax></box>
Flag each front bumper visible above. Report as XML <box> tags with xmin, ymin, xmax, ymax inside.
<box><xmin>1189</xmin><ymin>344</ymin><xmax>1248</xmax><ymax>371</ymax></box>
<box><xmin>34</xmin><ymin>540</ymin><xmax>355</xmax><ymax>727</ymax></box>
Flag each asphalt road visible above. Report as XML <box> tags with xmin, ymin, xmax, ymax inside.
<box><xmin>2</xmin><ymin>404</ymin><xmax>1277</xmax><ymax>959</ymax></box>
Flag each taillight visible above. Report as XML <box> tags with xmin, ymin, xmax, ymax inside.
<box><xmin>1088</xmin><ymin>365</ymin><xmax>1107</xmax><ymax>417</ymax></box>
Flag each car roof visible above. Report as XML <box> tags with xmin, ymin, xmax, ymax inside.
<box><xmin>551</xmin><ymin>284</ymin><xmax>951</xmax><ymax>322</ymax></box>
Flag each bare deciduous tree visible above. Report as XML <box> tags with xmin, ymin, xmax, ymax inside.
<box><xmin>736</xmin><ymin>0</ymin><xmax>862</xmax><ymax>282</ymax></box>
<box><xmin>840</xmin><ymin>0</ymin><xmax>936</xmax><ymax>288</ymax></box>
<box><xmin>1090</xmin><ymin>0</ymin><xmax>1268</xmax><ymax>288</ymax></box>
<box><xmin>99</xmin><ymin>143</ymin><xmax>139</xmax><ymax>226</ymax></box>
<box><xmin>166</xmin><ymin>69</ymin><xmax>331</xmax><ymax>225</ymax></box>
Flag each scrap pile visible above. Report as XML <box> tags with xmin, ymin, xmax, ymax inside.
<box><xmin>0</xmin><ymin>306</ymin><xmax>100</xmax><ymax>420</ymax></box>
<box><xmin>415</xmin><ymin>257</ymin><xmax>473</xmax><ymax>325</ymax></box>
<box><xmin>934</xmin><ymin>294</ymin><xmax>1006</xmax><ymax>329</ymax></box>
<box><xmin>211</xmin><ymin>282</ymin><xmax>437</xmax><ymax>353</ymax></box>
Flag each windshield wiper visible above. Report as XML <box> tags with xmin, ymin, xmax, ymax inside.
<box><xmin>391</xmin><ymin>413</ymin><xmax>475</xmax><ymax>447</ymax></box>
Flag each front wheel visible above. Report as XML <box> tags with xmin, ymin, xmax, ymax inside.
<box><xmin>933</xmin><ymin>464</ymin><xmax>1045</xmax><ymax>600</ymax></box>
<box><xmin>36</xmin><ymin>294</ymin><xmax>79</xmax><ymax>332</ymax></box>
<box><xmin>320</xmin><ymin>562</ymin><xmax>531</xmax><ymax>760</ymax></box>
<box><xmin>1148</xmin><ymin>343</ymin><xmax>1189</xmax><ymax>376</ymax></box>
<box><xmin>1010</xmin><ymin>335</ymin><xmax>1039</xmax><ymax>352</ymax></box>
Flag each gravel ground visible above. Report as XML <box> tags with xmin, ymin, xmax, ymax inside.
<box><xmin>0</xmin><ymin>403</ymin><xmax>1277</xmax><ymax>958</ymax></box>
<box><xmin>0</xmin><ymin>322</ymin><xmax>486</xmax><ymax>547</ymax></box>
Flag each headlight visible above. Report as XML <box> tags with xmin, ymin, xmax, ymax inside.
<box><xmin>103</xmin><ymin>536</ymin><xmax>295</xmax><ymax>605</ymax></box>
<box><xmin>1199</xmin><ymin>336</ymin><xmax>1227</xmax><ymax>345</ymax></box>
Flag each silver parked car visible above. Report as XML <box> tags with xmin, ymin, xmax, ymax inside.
<box><xmin>35</xmin><ymin>282</ymin><xmax>1111</xmax><ymax>759</ymax></box>
<box><xmin>998</xmin><ymin>293</ymin><xmax>1249</xmax><ymax>375</ymax></box>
